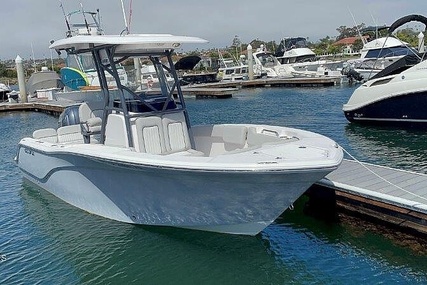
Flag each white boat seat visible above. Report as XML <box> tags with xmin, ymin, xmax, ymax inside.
<box><xmin>105</xmin><ymin>114</ymin><xmax>129</xmax><ymax>148</ymax></box>
<box><xmin>135</xmin><ymin>116</ymin><xmax>166</xmax><ymax>154</ymax></box>
<box><xmin>162</xmin><ymin>112</ymin><xmax>191</xmax><ymax>153</ymax></box>
<box><xmin>78</xmin><ymin>102</ymin><xmax>104</xmax><ymax>122</ymax></box>
<box><xmin>222</xmin><ymin>125</ymin><xmax>248</xmax><ymax>150</ymax></box>
<box><xmin>57</xmin><ymin>125</ymin><xmax>84</xmax><ymax>143</ymax></box>
<box><xmin>79</xmin><ymin>102</ymin><xmax>103</xmax><ymax>143</ymax></box>
<box><xmin>33</xmin><ymin>128</ymin><xmax>58</xmax><ymax>143</ymax></box>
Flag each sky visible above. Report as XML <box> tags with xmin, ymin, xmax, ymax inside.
<box><xmin>1</xmin><ymin>0</ymin><xmax>427</xmax><ymax>60</ymax></box>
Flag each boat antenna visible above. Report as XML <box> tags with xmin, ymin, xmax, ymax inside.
<box><xmin>370</xmin><ymin>11</ymin><xmax>379</xmax><ymax>39</ymax></box>
<box><xmin>348</xmin><ymin>7</ymin><xmax>367</xmax><ymax>45</ymax></box>
<box><xmin>120</xmin><ymin>0</ymin><xmax>129</xmax><ymax>35</ymax></box>
<box><xmin>80</xmin><ymin>2</ymin><xmax>91</xmax><ymax>35</ymax></box>
<box><xmin>59</xmin><ymin>1</ymin><xmax>72</xmax><ymax>37</ymax></box>
<box><xmin>128</xmin><ymin>0</ymin><xmax>133</xmax><ymax>33</ymax></box>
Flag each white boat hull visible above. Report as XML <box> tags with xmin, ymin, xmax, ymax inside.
<box><xmin>17</xmin><ymin>143</ymin><xmax>336</xmax><ymax>235</ymax></box>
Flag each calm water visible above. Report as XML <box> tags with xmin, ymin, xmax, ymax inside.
<box><xmin>1</xmin><ymin>85</ymin><xmax>427</xmax><ymax>284</ymax></box>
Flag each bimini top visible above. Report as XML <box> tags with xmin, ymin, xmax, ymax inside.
<box><xmin>49</xmin><ymin>34</ymin><xmax>208</xmax><ymax>54</ymax></box>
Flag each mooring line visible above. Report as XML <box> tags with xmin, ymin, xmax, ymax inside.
<box><xmin>341</xmin><ymin>146</ymin><xmax>427</xmax><ymax>203</ymax></box>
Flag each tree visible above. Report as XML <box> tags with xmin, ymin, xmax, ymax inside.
<box><xmin>336</xmin><ymin>24</ymin><xmax>366</xmax><ymax>40</ymax></box>
<box><xmin>351</xmin><ymin>38</ymin><xmax>364</xmax><ymax>52</ymax></box>
<box><xmin>395</xmin><ymin>28</ymin><xmax>419</xmax><ymax>47</ymax></box>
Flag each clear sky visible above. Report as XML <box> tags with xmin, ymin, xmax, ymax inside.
<box><xmin>1</xmin><ymin>0</ymin><xmax>426</xmax><ymax>60</ymax></box>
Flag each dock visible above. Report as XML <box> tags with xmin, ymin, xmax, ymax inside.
<box><xmin>312</xmin><ymin>159</ymin><xmax>427</xmax><ymax>236</ymax></box>
<box><xmin>0</xmin><ymin>101</ymin><xmax>71</xmax><ymax>116</ymax></box>
<box><xmin>196</xmin><ymin>76</ymin><xmax>342</xmax><ymax>89</ymax></box>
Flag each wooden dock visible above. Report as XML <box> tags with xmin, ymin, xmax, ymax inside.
<box><xmin>313</xmin><ymin>159</ymin><xmax>427</xmax><ymax>236</ymax></box>
<box><xmin>0</xmin><ymin>101</ymin><xmax>72</xmax><ymax>116</ymax></box>
<box><xmin>196</xmin><ymin>76</ymin><xmax>342</xmax><ymax>89</ymax></box>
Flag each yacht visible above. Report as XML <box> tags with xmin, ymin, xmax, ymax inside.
<box><xmin>275</xmin><ymin>37</ymin><xmax>344</xmax><ymax>77</ymax></box>
<box><xmin>343</xmin><ymin>14</ymin><xmax>427</xmax><ymax>127</ymax></box>
<box><xmin>343</xmin><ymin>36</ymin><xmax>418</xmax><ymax>81</ymax></box>
<box><xmin>16</xmin><ymin>33</ymin><xmax>343</xmax><ymax>236</ymax></box>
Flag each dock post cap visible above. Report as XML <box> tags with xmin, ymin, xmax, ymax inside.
<box><xmin>15</xmin><ymin>55</ymin><xmax>22</xmax><ymax>63</ymax></box>
<box><xmin>247</xmin><ymin>44</ymin><xmax>252</xmax><ymax>50</ymax></box>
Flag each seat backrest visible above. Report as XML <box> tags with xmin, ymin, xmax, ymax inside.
<box><xmin>57</xmin><ymin>125</ymin><xmax>84</xmax><ymax>143</ymax></box>
<box><xmin>33</xmin><ymin>128</ymin><xmax>58</xmax><ymax>143</ymax></box>
<box><xmin>135</xmin><ymin>116</ymin><xmax>166</xmax><ymax>154</ymax></box>
<box><xmin>162</xmin><ymin>112</ymin><xmax>191</xmax><ymax>153</ymax></box>
<box><xmin>222</xmin><ymin>125</ymin><xmax>247</xmax><ymax>149</ymax></box>
<box><xmin>104</xmin><ymin>114</ymin><xmax>129</xmax><ymax>148</ymax></box>
<box><xmin>78</xmin><ymin>101</ymin><xmax>104</xmax><ymax>122</ymax></box>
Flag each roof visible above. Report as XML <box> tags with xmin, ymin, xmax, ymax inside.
<box><xmin>49</xmin><ymin>34</ymin><xmax>208</xmax><ymax>54</ymax></box>
<box><xmin>334</xmin><ymin>36</ymin><xmax>367</xmax><ymax>45</ymax></box>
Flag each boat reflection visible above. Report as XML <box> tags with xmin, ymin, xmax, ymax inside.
<box><xmin>20</xmin><ymin>182</ymin><xmax>286</xmax><ymax>284</ymax></box>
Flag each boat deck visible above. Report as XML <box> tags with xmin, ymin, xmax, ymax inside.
<box><xmin>315</xmin><ymin>159</ymin><xmax>427</xmax><ymax>234</ymax></box>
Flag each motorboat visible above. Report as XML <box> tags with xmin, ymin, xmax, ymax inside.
<box><xmin>216</xmin><ymin>55</ymin><xmax>250</xmax><ymax>81</ymax></box>
<box><xmin>342</xmin><ymin>36</ymin><xmax>419</xmax><ymax>81</ymax></box>
<box><xmin>0</xmin><ymin>82</ymin><xmax>12</xmax><ymax>101</ymax></box>
<box><xmin>16</xmin><ymin>33</ymin><xmax>343</xmax><ymax>236</ymax></box>
<box><xmin>343</xmin><ymin>14</ymin><xmax>427</xmax><ymax>127</ymax></box>
<box><xmin>275</xmin><ymin>37</ymin><xmax>344</xmax><ymax>77</ymax></box>
<box><xmin>26</xmin><ymin>67</ymin><xmax>64</xmax><ymax>98</ymax></box>
<box><xmin>252</xmin><ymin>47</ymin><xmax>291</xmax><ymax>78</ymax></box>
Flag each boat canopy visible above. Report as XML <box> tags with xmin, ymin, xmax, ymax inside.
<box><xmin>49</xmin><ymin>34</ymin><xmax>208</xmax><ymax>54</ymax></box>
<box><xmin>388</xmin><ymin>14</ymin><xmax>427</xmax><ymax>35</ymax></box>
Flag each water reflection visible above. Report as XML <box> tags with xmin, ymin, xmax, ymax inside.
<box><xmin>19</xmin><ymin>183</ymin><xmax>288</xmax><ymax>285</ymax></box>
<box><xmin>344</xmin><ymin>124</ymin><xmax>427</xmax><ymax>173</ymax></box>
<box><xmin>262</xmin><ymin>199</ymin><xmax>427</xmax><ymax>284</ymax></box>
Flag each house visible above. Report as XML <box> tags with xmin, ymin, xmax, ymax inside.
<box><xmin>334</xmin><ymin>36</ymin><xmax>369</xmax><ymax>55</ymax></box>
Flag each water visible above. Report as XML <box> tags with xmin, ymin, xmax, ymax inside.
<box><xmin>1</xmin><ymin>86</ymin><xmax>427</xmax><ymax>284</ymax></box>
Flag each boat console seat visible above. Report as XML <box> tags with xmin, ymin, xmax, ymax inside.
<box><xmin>135</xmin><ymin>116</ymin><xmax>166</xmax><ymax>154</ymax></box>
<box><xmin>133</xmin><ymin>111</ymin><xmax>204</xmax><ymax>156</ymax></box>
<box><xmin>57</xmin><ymin>125</ymin><xmax>85</xmax><ymax>143</ymax></box>
<box><xmin>162</xmin><ymin>112</ymin><xmax>192</xmax><ymax>153</ymax></box>
<box><xmin>33</xmin><ymin>128</ymin><xmax>58</xmax><ymax>143</ymax></box>
<box><xmin>105</xmin><ymin>114</ymin><xmax>129</xmax><ymax>148</ymax></box>
<box><xmin>79</xmin><ymin>102</ymin><xmax>103</xmax><ymax>143</ymax></box>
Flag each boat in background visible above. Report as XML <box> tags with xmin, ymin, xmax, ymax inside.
<box><xmin>343</xmin><ymin>36</ymin><xmax>419</xmax><ymax>81</ymax></box>
<box><xmin>343</xmin><ymin>14</ymin><xmax>427</xmax><ymax>128</ymax></box>
<box><xmin>16</xmin><ymin>32</ymin><xmax>343</xmax><ymax>236</ymax></box>
<box><xmin>275</xmin><ymin>37</ymin><xmax>344</xmax><ymax>77</ymax></box>
<box><xmin>0</xmin><ymin>82</ymin><xmax>12</xmax><ymax>101</ymax></box>
<box><xmin>26</xmin><ymin>67</ymin><xmax>64</xmax><ymax>99</ymax></box>
<box><xmin>54</xmin><ymin>7</ymin><xmax>128</xmax><ymax>103</ymax></box>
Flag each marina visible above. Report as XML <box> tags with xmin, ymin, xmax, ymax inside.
<box><xmin>1</xmin><ymin>86</ymin><xmax>427</xmax><ymax>284</ymax></box>
<box><xmin>1</xmin><ymin>1</ymin><xmax>427</xmax><ymax>284</ymax></box>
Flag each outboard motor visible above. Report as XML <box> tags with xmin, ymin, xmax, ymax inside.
<box><xmin>341</xmin><ymin>64</ymin><xmax>364</xmax><ymax>83</ymax></box>
<box><xmin>58</xmin><ymin>104</ymin><xmax>81</xmax><ymax>127</ymax></box>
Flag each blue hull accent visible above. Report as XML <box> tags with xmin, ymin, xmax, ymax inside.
<box><xmin>344</xmin><ymin>91</ymin><xmax>427</xmax><ymax>128</ymax></box>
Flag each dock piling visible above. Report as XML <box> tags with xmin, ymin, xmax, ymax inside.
<box><xmin>15</xmin><ymin>55</ymin><xmax>28</xmax><ymax>103</ymax></box>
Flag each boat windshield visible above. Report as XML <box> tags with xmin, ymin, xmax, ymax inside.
<box><xmin>256</xmin><ymin>53</ymin><xmax>279</xmax><ymax>67</ymax></box>
<box><xmin>284</xmin><ymin>37</ymin><xmax>308</xmax><ymax>50</ymax></box>
<box><xmin>365</xmin><ymin>46</ymin><xmax>417</xmax><ymax>58</ymax></box>
<box><xmin>66</xmin><ymin>53</ymin><xmax>97</xmax><ymax>72</ymax></box>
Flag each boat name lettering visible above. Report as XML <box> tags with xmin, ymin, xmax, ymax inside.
<box><xmin>24</xmin><ymin>148</ymin><xmax>35</xmax><ymax>156</ymax></box>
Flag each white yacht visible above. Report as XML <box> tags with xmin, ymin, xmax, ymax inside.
<box><xmin>343</xmin><ymin>14</ymin><xmax>427</xmax><ymax>127</ymax></box>
<box><xmin>275</xmin><ymin>37</ymin><xmax>344</xmax><ymax>77</ymax></box>
<box><xmin>343</xmin><ymin>36</ymin><xmax>418</xmax><ymax>81</ymax></box>
<box><xmin>16</xmin><ymin>33</ymin><xmax>343</xmax><ymax>236</ymax></box>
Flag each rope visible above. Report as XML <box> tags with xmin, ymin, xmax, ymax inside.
<box><xmin>341</xmin><ymin>146</ymin><xmax>427</xmax><ymax>203</ymax></box>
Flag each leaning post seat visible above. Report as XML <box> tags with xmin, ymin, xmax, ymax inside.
<box><xmin>78</xmin><ymin>102</ymin><xmax>103</xmax><ymax>143</ymax></box>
